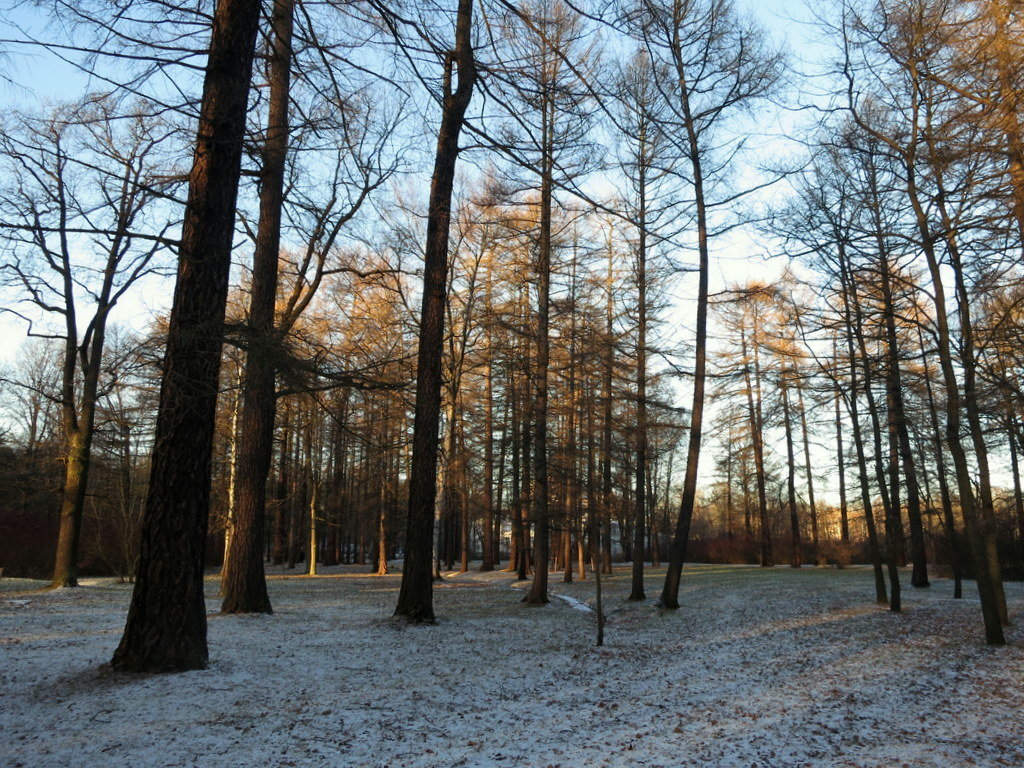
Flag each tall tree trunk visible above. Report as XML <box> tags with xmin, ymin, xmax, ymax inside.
<box><xmin>307</xmin><ymin>470</ymin><xmax>318</xmax><ymax>576</ymax></box>
<box><xmin>795</xmin><ymin>380</ymin><xmax>819</xmax><ymax>563</ymax></box>
<box><xmin>394</xmin><ymin>0</ymin><xmax>477</xmax><ymax>622</ymax></box>
<box><xmin>832</xmin><ymin>347</ymin><xmax>850</xmax><ymax>544</ymax></box>
<box><xmin>519</xmin><ymin>376</ymin><xmax>533</xmax><ymax>581</ymax></box>
<box><xmin>780</xmin><ymin>371</ymin><xmax>801</xmax><ymax>569</ymax></box>
<box><xmin>272</xmin><ymin>400</ymin><xmax>292</xmax><ymax>565</ymax></box>
<box><xmin>460</xmin><ymin>427</ymin><xmax>470</xmax><ymax>573</ymax></box>
<box><xmin>376</xmin><ymin>424</ymin><xmax>389</xmax><ymax>576</ymax></box>
<box><xmin>629</xmin><ymin>149</ymin><xmax>648</xmax><ymax>602</ymax></box>
<box><xmin>601</xmin><ymin>230</ymin><xmax>615</xmax><ymax>576</ymax></box>
<box><xmin>659</xmin><ymin>63</ymin><xmax>711</xmax><ymax>608</ymax></box>
<box><xmin>884</xmin><ymin>402</ymin><xmax>903</xmax><ymax>612</ymax></box>
<box><xmin>480</xmin><ymin>264</ymin><xmax>496</xmax><ymax>571</ymax></box>
<box><xmin>507</xmin><ymin>372</ymin><xmax>522</xmax><ymax>574</ymax></box>
<box><xmin>836</xmin><ymin>246</ymin><xmax>887</xmax><ymax>604</ymax></box>
<box><xmin>221</xmin><ymin>0</ymin><xmax>293</xmax><ymax>613</ymax></box>
<box><xmin>220</xmin><ymin>366</ymin><xmax>243</xmax><ymax>592</ymax></box>
<box><xmin>523</xmin><ymin>84</ymin><xmax>553</xmax><ymax>606</ymax></box>
<box><xmin>112</xmin><ymin>0</ymin><xmax>263</xmax><ymax>672</ymax></box>
<box><xmin>1008</xmin><ymin>414</ymin><xmax>1024</xmax><ymax>547</ymax></box>
<box><xmin>848</xmin><ymin>269</ymin><xmax>897</xmax><ymax>588</ymax></box>
<box><xmin>741</xmin><ymin>317</ymin><xmax>772</xmax><ymax>567</ymax></box>
<box><xmin>287</xmin><ymin>421</ymin><xmax>303</xmax><ymax>570</ymax></box>
<box><xmin>866</xmin><ymin>151</ymin><xmax>929</xmax><ymax>589</ymax></box>
<box><xmin>905</xmin><ymin>151</ymin><xmax>1004</xmax><ymax>642</ymax></box>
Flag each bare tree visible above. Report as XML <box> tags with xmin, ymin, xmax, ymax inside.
<box><xmin>393</xmin><ymin>0</ymin><xmax>478</xmax><ymax>623</ymax></box>
<box><xmin>112</xmin><ymin>0</ymin><xmax>264</xmax><ymax>672</ymax></box>
<box><xmin>0</xmin><ymin>98</ymin><xmax>177</xmax><ymax>589</ymax></box>
<box><xmin>623</xmin><ymin>0</ymin><xmax>782</xmax><ymax>609</ymax></box>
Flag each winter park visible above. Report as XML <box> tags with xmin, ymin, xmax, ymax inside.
<box><xmin>3</xmin><ymin>563</ymin><xmax>1024</xmax><ymax>768</ymax></box>
<box><xmin>3</xmin><ymin>0</ymin><xmax>1024</xmax><ymax>765</ymax></box>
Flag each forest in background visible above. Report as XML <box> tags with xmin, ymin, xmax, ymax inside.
<box><xmin>1</xmin><ymin>0</ymin><xmax>1023</xmax><ymax>669</ymax></box>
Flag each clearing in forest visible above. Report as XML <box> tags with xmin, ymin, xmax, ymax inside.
<box><xmin>1</xmin><ymin>564</ymin><xmax>1022</xmax><ymax>768</ymax></box>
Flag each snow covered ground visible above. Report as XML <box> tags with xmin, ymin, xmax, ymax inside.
<box><xmin>2</xmin><ymin>563</ymin><xmax>1022</xmax><ymax>768</ymax></box>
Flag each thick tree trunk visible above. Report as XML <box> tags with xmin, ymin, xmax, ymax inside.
<box><xmin>51</xmin><ymin>429</ymin><xmax>91</xmax><ymax>588</ymax></box>
<box><xmin>112</xmin><ymin>0</ymin><xmax>263</xmax><ymax>672</ymax></box>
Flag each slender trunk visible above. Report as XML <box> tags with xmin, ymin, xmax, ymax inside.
<box><xmin>833</xmin><ymin>351</ymin><xmax>849</xmax><ymax>543</ymax></box>
<box><xmin>629</xmin><ymin>146</ymin><xmax>648</xmax><ymax>601</ymax></box>
<box><xmin>565</xmin><ymin>260</ymin><xmax>580</xmax><ymax>584</ymax></box>
<box><xmin>523</xmin><ymin>106</ymin><xmax>552</xmax><ymax>605</ymax></box>
<box><xmin>867</xmin><ymin>152</ymin><xmax>928</xmax><ymax>588</ymax></box>
<box><xmin>725</xmin><ymin>428</ymin><xmax>734</xmax><ymax>540</ymax></box>
<box><xmin>480</xmin><ymin>271</ymin><xmax>495</xmax><ymax>571</ymax></box>
<box><xmin>221</xmin><ymin>0</ymin><xmax>293</xmax><ymax>613</ymax></box>
<box><xmin>837</xmin><ymin>246</ymin><xmax>887</xmax><ymax>603</ymax></box>
<box><xmin>460</xmin><ymin>427</ymin><xmax>470</xmax><ymax>573</ymax></box>
<box><xmin>493</xmin><ymin>398</ymin><xmax>507</xmax><ymax>568</ymax></box>
<box><xmin>376</xmin><ymin>432</ymin><xmax>389</xmax><ymax>575</ymax></box>
<box><xmin>587</xmin><ymin>368</ymin><xmax>604</xmax><ymax>645</ymax></box>
<box><xmin>507</xmin><ymin>372</ymin><xmax>522</xmax><ymax>573</ymax></box>
<box><xmin>220</xmin><ymin>367</ymin><xmax>242</xmax><ymax>591</ymax></box>
<box><xmin>923</xmin><ymin>351</ymin><xmax>962</xmax><ymax>598</ymax></box>
<box><xmin>660</xmin><ymin>54</ymin><xmax>710</xmax><ymax>608</ymax></box>
<box><xmin>780</xmin><ymin>372</ymin><xmax>801</xmax><ymax>569</ymax></box>
<box><xmin>602</xmin><ymin>230</ymin><xmax>615</xmax><ymax>576</ymax></box>
<box><xmin>906</xmin><ymin>151</ymin><xmax>1004</xmax><ymax>640</ymax></box>
<box><xmin>287</xmin><ymin>422</ymin><xmax>303</xmax><ymax>570</ymax></box>
<box><xmin>885</xmin><ymin>399</ymin><xmax>902</xmax><ymax>612</ymax></box>
<box><xmin>519</xmin><ymin>375</ymin><xmax>533</xmax><ymax>581</ymax></box>
<box><xmin>795</xmin><ymin>381</ymin><xmax>819</xmax><ymax>563</ymax></box>
<box><xmin>307</xmin><ymin>470</ymin><xmax>318</xmax><ymax>576</ymax></box>
<box><xmin>272</xmin><ymin>401</ymin><xmax>292</xmax><ymax>565</ymax></box>
<box><xmin>741</xmin><ymin>317</ymin><xmax>772</xmax><ymax>567</ymax></box>
<box><xmin>394</xmin><ymin>0</ymin><xmax>477</xmax><ymax>623</ymax></box>
<box><xmin>849</xmin><ymin>270</ymin><xmax>897</xmax><ymax>588</ymax></box>
<box><xmin>1009</xmin><ymin>415</ymin><xmax>1024</xmax><ymax>545</ymax></box>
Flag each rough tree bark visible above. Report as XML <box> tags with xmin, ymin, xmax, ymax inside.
<box><xmin>112</xmin><ymin>0</ymin><xmax>263</xmax><ymax>672</ymax></box>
